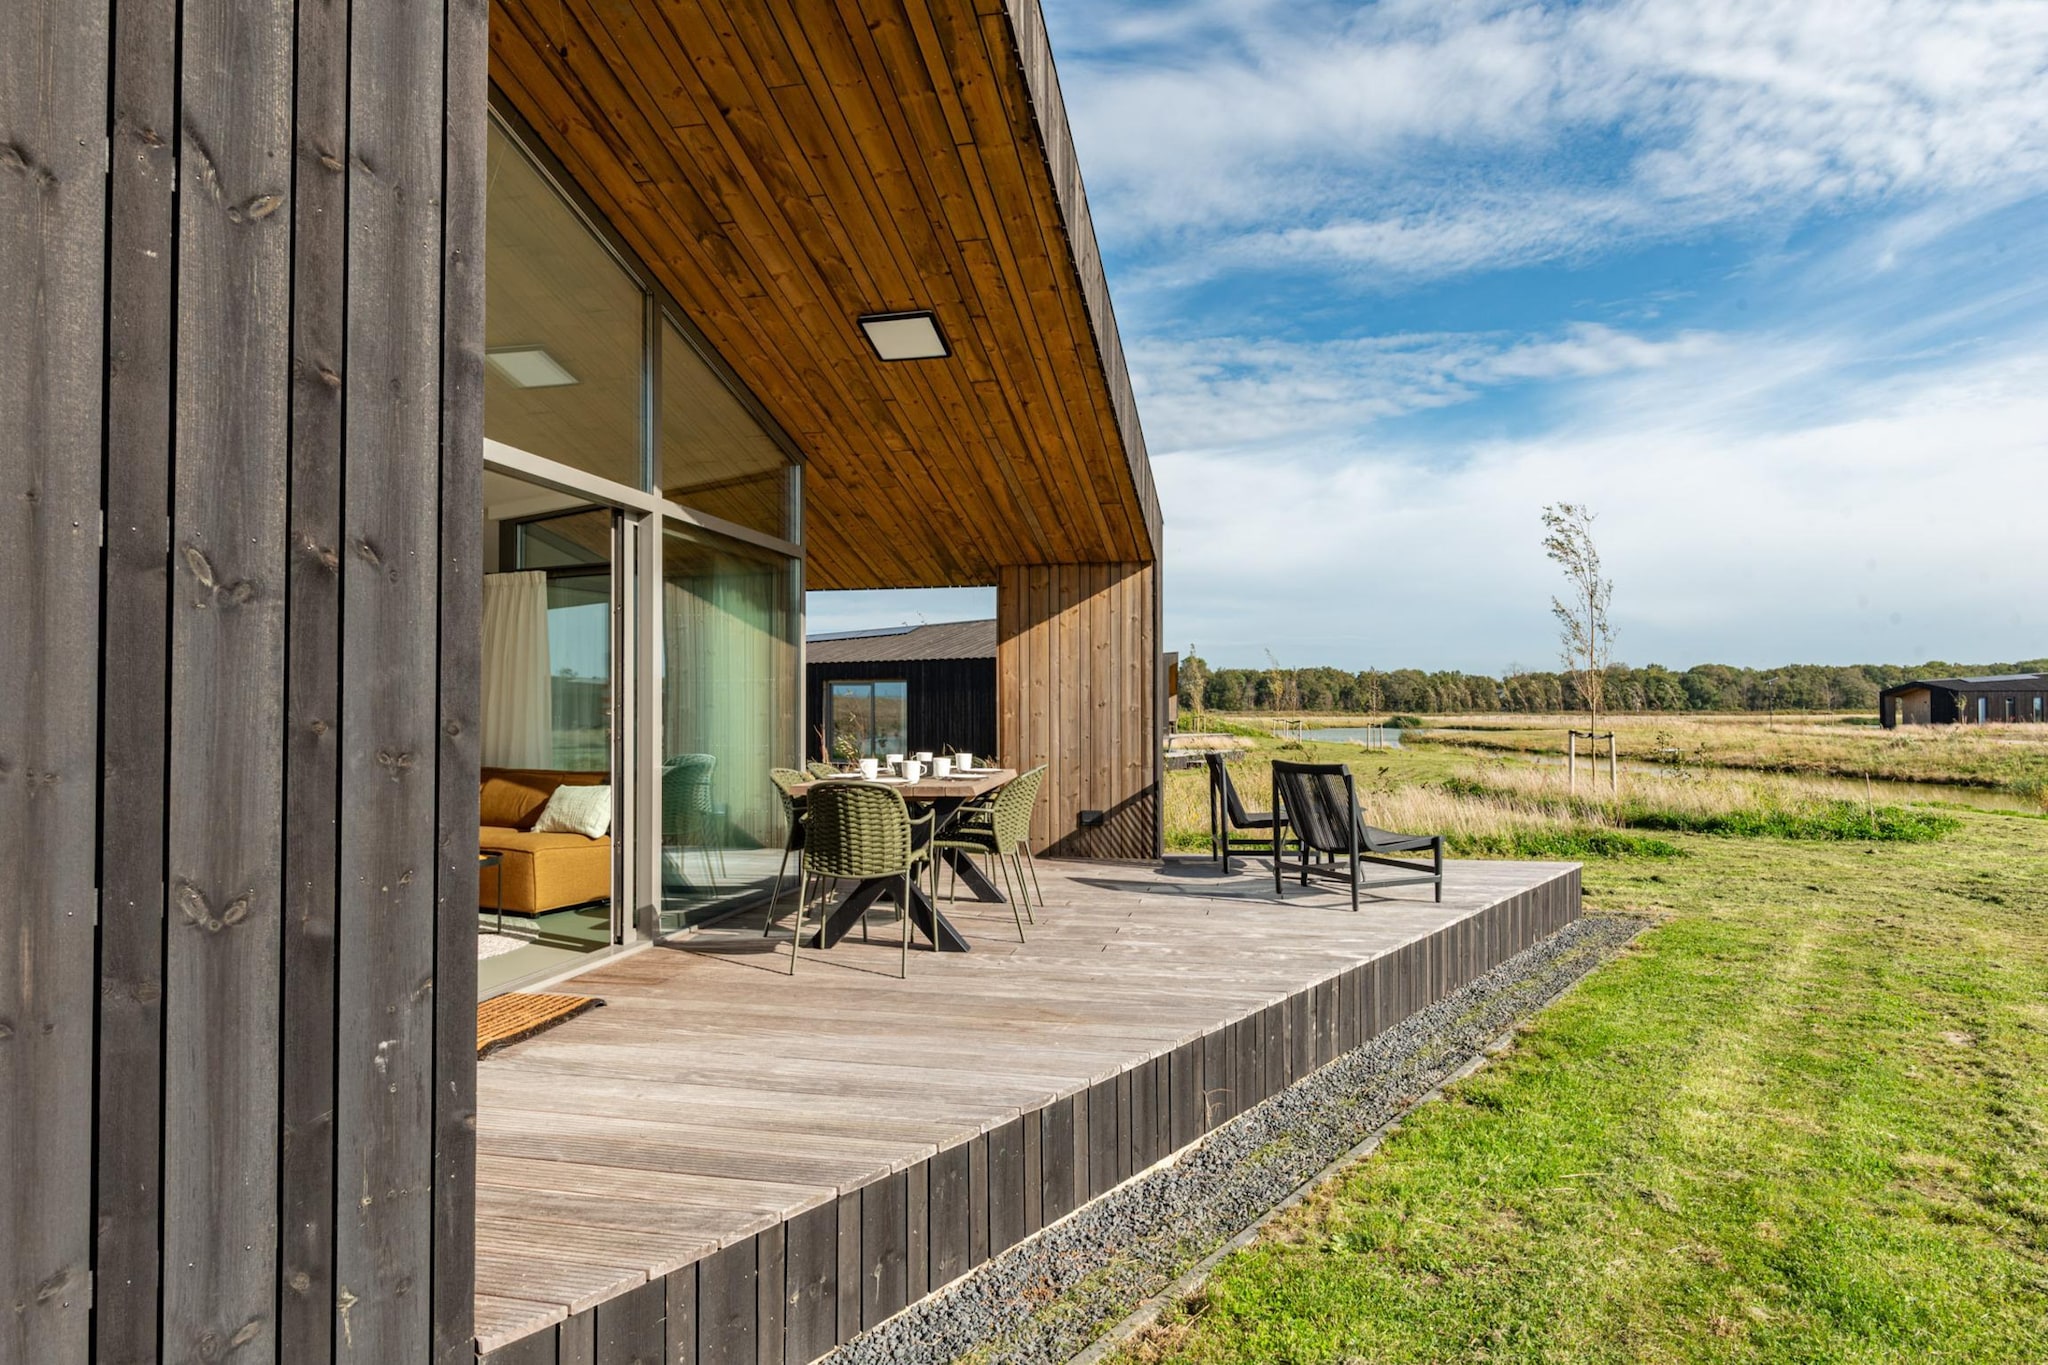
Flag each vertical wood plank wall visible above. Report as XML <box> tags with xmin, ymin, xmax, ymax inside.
<box><xmin>477</xmin><ymin>869</ymin><xmax>1583</xmax><ymax>1365</ymax></box>
<box><xmin>0</xmin><ymin>2</ymin><xmax>485</xmax><ymax>1361</ymax></box>
<box><xmin>995</xmin><ymin>562</ymin><xmax>1160</xmax><ymax>857</ymax></box>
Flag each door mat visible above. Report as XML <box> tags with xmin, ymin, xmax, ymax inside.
<box><xmin>477</xmin><ymin>992</ymin><xmax>604</xmax><ymax>1058</ymax></box>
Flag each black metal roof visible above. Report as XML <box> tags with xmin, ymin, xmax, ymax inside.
<box><xmin>805</xmin><ymin>618</ymin><xmax>997</xmax><ymax>664</ymax></box>
<box><xmin>1880</xmin><ymin>673</ymin><xmax>2048</xmax><ymax>696</ymax></box>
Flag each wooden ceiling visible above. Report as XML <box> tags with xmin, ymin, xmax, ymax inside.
<box><xmin>488</xmin><ymin>0</ymin><xmax>1160</xmax><ymax>590</ymax></box>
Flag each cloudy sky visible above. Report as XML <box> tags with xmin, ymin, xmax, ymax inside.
<box><xmin>812</xmin><ymin>0</ymin><xmax>2048</xmax><ymax>673</ymax></box>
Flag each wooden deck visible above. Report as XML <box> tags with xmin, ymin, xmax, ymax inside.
<box><xmin>473</xmin><ymin>855</ymin><xmax>1581</xmax><ymax>1362</ymax></box>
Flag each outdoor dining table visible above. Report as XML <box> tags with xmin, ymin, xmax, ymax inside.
<box><xmin>785</xmin><ymin>766</ymin><xmax>1017</xmax><ymax>953</ymax></box>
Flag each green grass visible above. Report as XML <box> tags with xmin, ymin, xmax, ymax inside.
<box><xmin>1117</xmin><ymin>811</ymin><xmax>2048</xmax><ymax>1364</ymax></box>
<box><xmin>1449</xmin><ymin>828</ymin><xmax>1685</xmax><ymax>861</ymax></box>
<box><xmin>1624</xmin><ymin>800</ymin><xmax>1959</xmax><ymax>843</ymax></box>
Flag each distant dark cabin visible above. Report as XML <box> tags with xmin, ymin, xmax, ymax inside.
<box><xmin>807</xmin><ymin>619</ymin><xmax>997</xmax><ymax>761</ymax></box>
<box><xmin>1879</xmin><ymin>674</ymin><xmax>2048</xmax><ymax>727</ymax></box>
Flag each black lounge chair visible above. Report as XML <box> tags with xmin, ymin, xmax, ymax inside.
<box><xmin>1270</xmin><ymin>760</ymin><xmax>1443</xmax><ymax>910</ymax></box>
<box><xmin>1205</xmin><ymin>751</ymin><xmax>1289</xmax><ymax>873</ymax></box>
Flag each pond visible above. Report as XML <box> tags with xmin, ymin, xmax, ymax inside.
<box><xmin>1294</xmin><ymin>726</ymin><xmax>1404</xmax><ymax>749</ymax></box>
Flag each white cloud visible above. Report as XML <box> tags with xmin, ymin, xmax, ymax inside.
<box><xmin>1131</xmin><ymin>323</ymin><xmax>1731</xmax><ymax>453</ymax></box>
<box><xmin>1052</xmin><ymin>0</ymin><xmax>2048</xmax><ymax>279</ymax></box>
<box><xmin>1160</xmin><ymin>342</ymin><xmax>2048</xmax><ymax>671</ymax></box>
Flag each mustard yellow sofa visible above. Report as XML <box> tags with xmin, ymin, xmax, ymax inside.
<box><xmin>478</xmin><ymin>767</ymin><xmax>611</xmax><ymax>915</ymax></box>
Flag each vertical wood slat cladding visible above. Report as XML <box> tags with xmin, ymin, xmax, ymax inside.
<box><xmin>428</xmin><ymin>7</ymin><xmax>483</xmax><ymax>1365</ymax></box>
<box><xmin>96</xmin><ymin>0</ymin><xmax>177</xmax><ymax>1356</ymax></box>
<box><xmin>1</xmin><ymin>1</ymin><xmax>482</xmax><ymax>1361</ymax></box>
<box><xmin>437</xmin><ymin>3</ymin><xmax>490</xmax><ymax>1362</ymax></box>
<box><xmin>996</xmin><ymin>562</ymin><xmax>1159</xmax><ymax>856</ymax></box>
<box><xmin>163</xmin><ymin>0</ymin><xmax>295</xmax><ymax>1355</ymax></box>
<box><xmin>0</xmin><ymin>2</ymin><xmax>109</xmax><ymax>1359</ymax></box>
<box><xmin>282</xmin><ymin>0</ymin><xmax>351</xmax><ymax>1356</ymax></box>
<box><xmin>339</xmin><ymin>0</ymin><xmax>452</xmax><ymax>1357</ymax></box>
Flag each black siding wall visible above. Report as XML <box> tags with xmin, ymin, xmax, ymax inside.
<box><xmin>806</xmin><ymin>659</ymin><xmax>997</xmax><ymax>763</ymax></box>
<box><xmin>0</xmin><ymin>2</ymin><xmax>485</xmax><ymax>1361</ymax></box>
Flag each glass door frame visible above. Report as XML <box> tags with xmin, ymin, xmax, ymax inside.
<box><xmin>485</xmin><ymin>439</ymin><xmax>804</xmax><ymax>947</ymax></box>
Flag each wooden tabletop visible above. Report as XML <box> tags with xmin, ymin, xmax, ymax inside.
<box><xmin>788</xmin><ymin>766</ymin><xmax>1015</xmax><ymax>802</ymax></box>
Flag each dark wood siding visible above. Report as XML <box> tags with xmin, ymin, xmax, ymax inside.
<box><xmin>1</xmin><ymin>3</ymin><xmax>110</xmax><ymax>1358</ymax></box>
<box><xmin>805</xmin><ymin>658</ymin><xmax>997</xmax><ymax>763</ymax></box>
<box><xmin>0</xmin><ymin>2</ymin><xmax>485</xmax><ymax>1361</ymax></box>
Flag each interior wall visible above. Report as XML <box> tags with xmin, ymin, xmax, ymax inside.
<box><xmin>996</xmin><ymin>563</ymin><xmax>1161</xmax><ymax>858</ymax></box>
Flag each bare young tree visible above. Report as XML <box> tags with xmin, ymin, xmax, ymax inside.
<box><xmin>1541</xmin><ymin>503</ymin><xmax>1615</xmax><ymax>730</ymax></box>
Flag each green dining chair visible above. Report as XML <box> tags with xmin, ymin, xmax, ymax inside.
<box><xmin>806</xmin><ymin>760</ymin><xmax>838</xmax><ymax>780</ymax></box>
<box><xmin>762</xmin><ymin>768</ymin><xmax>808</xmax><ymax>940</ymax></box>
<box><xmin>933</xmin><ymin>764</ymin><xmax>1046</xmax><ymax>942</ymax></box>
<box><xmin>794</xmin><ymin>781</ymin><xmax>935</xmax><ymax>978</ymax></box>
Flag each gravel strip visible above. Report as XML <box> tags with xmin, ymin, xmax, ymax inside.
<box><xmin>819</xmin><ymin>911</ymin><xmax>1644</xmax><ymax>1365</ymax></box>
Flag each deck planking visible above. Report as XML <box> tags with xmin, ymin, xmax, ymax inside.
<box><xmin>473</xmin><ymin>856</ymin><xmax>1579</xmax><ymax>1358</ymax></box>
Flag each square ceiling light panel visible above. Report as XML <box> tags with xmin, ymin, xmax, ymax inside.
<box><xmin>487</xmin><ymin>346</ymin><xmax>579</xmax><ymax>388</ymax></box>
<box><xmin>857</xmin><ymin>310</ymin><xmax>950</xmax><ymax>361</ymax></box>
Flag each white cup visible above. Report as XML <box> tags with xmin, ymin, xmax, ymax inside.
<box><xmin>915</xmin><ymin>750</ymin><xmax>934</xmax><ymax>764</ymax></box>
<box><xmin>899</xmin><ymin>760</ymin><xmax>924</xmax><ymax>783</ymax></box>
<box><xmin>954</xmin><ymin>752</ymin><xmax>974</xmax><ymax>771</ymax></box>
<box><xmin>933</xmin><ymin>757</ymin><xmax>953</xmax><ymax>779</ymax></box>
<box><xmin>858</xmin><ymin>758</ymin><xmax>879</xmax><ymax>780</ymax></box>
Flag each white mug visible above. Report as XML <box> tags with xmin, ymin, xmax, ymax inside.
<box><xmin>858</xmin><ymin>758</ymin><xmax>879</xmax><ymax>780</ymax></box>
<box><xmin>932</xmin><ymin>757</ymin><xmax>953</xmax><ymax>779</ymax></box>
<box><xmin>915</xmin><ymin>751</ymin><xmax>934</xmax><ymax>764</ymax></box>
<box><xmin>954</xmin><ymin>752</ymin><xmax>974</xmax><ymax>771</ymax></box>
<box><xmin>899</xmin><ymin>760</ymin><xmax>924</xmax><ymax>783</ymax></box>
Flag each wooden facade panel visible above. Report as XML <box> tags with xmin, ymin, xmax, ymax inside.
<box><xmin>597</xmin><ymin>1278</ymin><xmax>667</xmax><ymax>1365</ymax></box>
<box><xmin>784</xmin><ymin>1202</ymin><xmax>838</xmax><ymax>1364</ymax></box>
<box><xmin>859</xmin><ymin>1172</ymin><xmax>910</xmax><ymax>1328</ymax></box>
<box><xmin>162</xmin><ymin>0</ymin><xmax>295</xmax><ymax>1354</ymax></box>
<box><xmin>0</xmin><ymin>0</ymin><xmax>110</xmax><ymax>1358</ymax></box>
<box><xmin>995</xmin><ymin>562</ymin><xmax>1159</xmax><ymax>856</ymax></box>
<box><xmin>4</xmin><ymin>4</ymin><xmax>483</xmax><ymax>1361</ymax></box>
<box><xmin>989</xmin><ymin>1118</ymin><xmax>1028</xmax><ymax>1256</ymax></box>
<box><xmin>929</xmin><ymin>1143</ymin><xmax>971</xmax><ymax>1289</ymax></box>
<box><xmin>95</xmin><ymin>0</ymin><xmax>176</xmax><ymax>1356</ymax></box>
<box><xmin>699</xmin><ymin>1239</ymin><xmax>757</xmax><ymax>1365</ymax></box>
<box><xmin>282</xmin><ymin>0</ymin><xmax>353</xmax><ymax>1356</ymax></box>
<box><xmin>667</xmin><ymin>1267</ymin><xmax>699</xmax><ymax>1365</ymax></box>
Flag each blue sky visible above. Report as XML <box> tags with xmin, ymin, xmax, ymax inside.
<box><xmin>811</xmin><ymin>0</ymin><xmax>2048</xmax><ymax>674</ymax></box>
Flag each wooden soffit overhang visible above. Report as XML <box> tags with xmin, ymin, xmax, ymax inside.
<box><xmin>489</xmin><ymin>0</ymin><xmax>1160</xmax><ymax>589</ymax></box>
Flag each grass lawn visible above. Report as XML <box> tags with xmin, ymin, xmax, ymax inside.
<box><xmin>1122</xmin><ymin>729</ymin><xmax>2048</xmax><ymax>1363</ymax></box>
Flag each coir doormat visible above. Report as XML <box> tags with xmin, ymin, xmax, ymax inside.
<box><xmin>477</xmin><ymin>992</ymin><xmax>604</xmax><ymax>1058</ymax></box>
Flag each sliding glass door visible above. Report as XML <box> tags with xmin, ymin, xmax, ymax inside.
<box><xmin>657</xmin><ymin>523</ymin><xmax>798</xmax><ymax>926</ymax></box>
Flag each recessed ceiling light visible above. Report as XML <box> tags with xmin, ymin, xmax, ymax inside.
<box><xmin>857</xmin><ymin>310</ymin><xmax>950</xmax><ymax>361</ymax></box>
<box><xmin>487</xmin><ymin>346</ymin><xmax>579</xmax><ymax>388</ymax></box>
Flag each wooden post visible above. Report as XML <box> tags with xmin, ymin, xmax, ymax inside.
<box><xmin>1567</xmin><ymin>730</ymin><xmax>1578</xmax><ymax>793</ymax></box>
<box><xmin>1609</xmin><ymin>732</ymin><xmax>1619</xmax><ymax>796</ymax></box>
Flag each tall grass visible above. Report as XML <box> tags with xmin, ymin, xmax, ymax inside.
<box><xmin>1165</xmin><ymin>751</ymin><xmax>1956</xmax><ymax>860</ymax></box>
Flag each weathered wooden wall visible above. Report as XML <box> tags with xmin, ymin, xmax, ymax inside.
<box><xmin>0</xmin><ymin>1</ymin><xmax>484</xmax><ymax>1360</ymax></box>
<box><xmin>995</xmin><ymin>563</ymin><xmax>1160</xmax><ymax>857</ymax></box>
<box><xmin>474</xmin><ymin>868</ymin><xmax>1583</xmax><ymax>1365</ymax></box>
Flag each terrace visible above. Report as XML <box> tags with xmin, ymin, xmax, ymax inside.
<box><xmin>470</xmin><ymin>855</ymin><xmax>1579</xmax><ymax>1362</ymax></box>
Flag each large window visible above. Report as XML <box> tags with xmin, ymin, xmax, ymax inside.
<box><xmin>485</xmin><ymin>104</ymin><xmax>806</xmax><ymax>944</ymax></box>
<box><xmin>659</xmin><ymin>523</ymin><xmax>798</xmax><ymax>924</ymax></box>
<box><xmin>484</xmin><ymin>124</ymin><xmax>644</xmax><ymax>488</ymax></box>
<box><xmin>827</xmin><ymin>681</ymin><xmax>908</xmax><ymax>760</ymax></box>
<box><xmin>662</xmin><ymin>319</ymin><xmax>794</xmax><ymax>539</ymax></box>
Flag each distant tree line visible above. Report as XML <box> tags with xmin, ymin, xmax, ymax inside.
<box><xmin>1176</xmin><ymin>656</ymin><xmax>2048</xmax><ymax>716</ymax></box>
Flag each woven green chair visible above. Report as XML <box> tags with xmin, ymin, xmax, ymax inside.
<box><xmin>806</xmin><ymin>760</ymin><xmax>838</xmax><ymax>780</ymax></box>
<box><xmin>662</xmin><ymin>753</ymin><xmax>721</xmax><ymax>888</ymax></box>
<box><xmin>761</xmin><ymin>767</ymin><xmax>809</xmax><ymax>939</ymax></box>
<box><xmin>794</xmin><ymin>781</ymin><xmax>935</xmax><ymax>977</ymax></box>
<box><xmin>934</xmin><ymin>764</ymin><xmax>1046</xmax><ymax>941</ymax></box>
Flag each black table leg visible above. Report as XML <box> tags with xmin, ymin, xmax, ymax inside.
<box><xmin>811</xmin><ymin>875</ymin><xmax>974</xmax><ymax>953</ymax></box>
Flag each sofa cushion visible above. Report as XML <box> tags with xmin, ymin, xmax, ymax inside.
<box><xmin>478</xmin><ymin>827</ymin><xmax>612</xmax><ymax>915</ymax></box>
<box><xmin>480</xmin><ymin>766</ymin><xmax>608</xmax><ymax>831</ymax></box>
<box><xmin>532</xmin><ymin>782</ymin><xmax>613</xmax><ymax>838</ymax></box>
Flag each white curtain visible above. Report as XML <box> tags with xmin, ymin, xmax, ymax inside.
<box><xmin>481</xmin><ymin>571</ymin><xmax>552</xmax><ymax>769</ymax></box>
